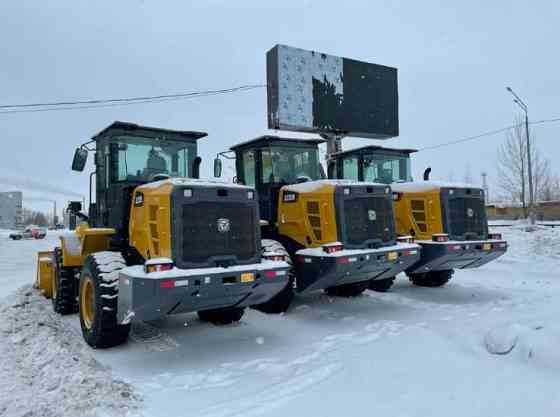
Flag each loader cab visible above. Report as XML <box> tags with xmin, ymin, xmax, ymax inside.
<box><xmin>230</xmin><ymin>136</ymin><xmax>325</xmax><ymax>224</ymax></box>
<box><xmin>330</xmin><ymin>145</ymin><xmax>416</xmax><ymax>184</ymax></box>
<box><xmin>77</xmin><ymin>121</ymin><xmax>207</xmax><ymax>236</ymax></box>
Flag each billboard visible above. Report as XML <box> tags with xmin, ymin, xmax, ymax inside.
<box><xmin>267</xmin><ymin>44</ymin><xmax>399</xmax><ymax>139</ymax></box>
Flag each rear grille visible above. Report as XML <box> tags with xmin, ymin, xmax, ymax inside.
<box><xmin>446</xmin><ymin>197</ymin><xmax>486</xmax><ymax>238</ymax></box>
<box><xmin>180</xmin><ymin>202</ymin><xmax>257</xmax><ymax>264</ymax></box>
<box><xmin>342</xmin><ymin>197</ymin><xmax>394</xmax><ymax>246</ymax></box>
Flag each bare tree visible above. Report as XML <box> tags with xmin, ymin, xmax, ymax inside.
<box><xmin>497</xmin><ymin>115</ymin><xmax>552</xmax><ymax>216</ymax></box>
<box><xmin>540</xmin><ymin>174</ymin><xmax>560</xmax><ymax>201</ymax></box>
<box><xmin>497</xmin><ymin>116</ymin><xmax>527</xmax><ymax>214</ymax></box>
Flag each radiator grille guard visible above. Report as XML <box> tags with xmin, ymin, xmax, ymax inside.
<box><xmin>441</xmin><ymin>188</ymin><xmax>488</xmax><ymax>240</ymax></box>
<box><xmin>335</xmin><ymin>185</ymin><xmax>396</xmax><ymax>249</ymax></box>
<box><xmin>171</xmin><ymin>187</ymin><xmax>260</xmax><ymax>268</ymax></box>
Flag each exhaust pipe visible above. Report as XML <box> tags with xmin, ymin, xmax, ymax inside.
<box><xmin>327</xmin><ymin>160</ymin><xmax>336</xmax><ymax>179</ymax></box>
<box><xmin>192</xmin><ymin>156</ymin><xmax>202</xmax><ymax>179</ymax></box>
<box><xmin>423</xmin><ymin>167</ymin><xmax>431</xmax><ymax>181</ymax></box>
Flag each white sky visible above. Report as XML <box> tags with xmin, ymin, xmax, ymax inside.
<box><xmin>1</xmin><ymin>0</ymin><xmax>559</xmax><ymax>214</ymax></box>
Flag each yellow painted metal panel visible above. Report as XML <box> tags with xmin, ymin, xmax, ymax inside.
<box><xmin>277</xmin><ymin>182</ymin><xmax>338</xmax><ymax>248</ymax></box>
<box><xmin>36</xmin><ymin>251</ymin><xmax>54</xmax><ymax>298</ymax></box>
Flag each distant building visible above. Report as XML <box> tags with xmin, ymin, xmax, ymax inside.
<box><xmin>486</xmin><ymin>200</ymin><xmax>560</xmax><ymax>221</ymax></box>
<box><xmin>0</xmin><ymin>191</ymin><xmax>23</xmax><ymax>229</ymax></box>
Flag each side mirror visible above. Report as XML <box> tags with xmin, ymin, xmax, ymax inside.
<box><xmin>214</xmin><ymin>158</ymin><xmax>222</xmax><ymax>178</ymax></box>
<box><xmin>67</xmin><ymin>201</ymin><xmax>82</xmax><ymax>214</ymax></box>
<box><xmin>72</xmin><ymin>148</ymin><xmax>88</xmax><ymax>172</ymax></box>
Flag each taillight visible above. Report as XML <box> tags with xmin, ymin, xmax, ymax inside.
<box><xmin>488</xmin><ymin>233</ymin><xmax>502</xmax><ymax>240</ymax></box>
<box><xmin>432</xmin><ymin>234</ymin><xmax>449</xmax><ymax>243</ymax></box>
<box><xmin>145</xmin><ymin>259</ymin><xmax>174</xmax><ymax>273</ymax></box>
<box><xmin>323</xmin><ymin>242</ymin><xmax>344</xmax><ymax>254</ymax></box>
<box><xmin>403</xmin><ymin>249</ymin><xmax>419</xmax><ymax>256</ymax></box>
<box><xmin>397</xmin><ymin>236</ymin><xmax>415</xmax><ymax>244</ymax></box>
<box><xmin>264</xmin><ymin>270</ymin><xmax>277</xmax><ymax>278</ymax></box>
<box><xmin>447</xmin><ymin>244</ymin><xmax>462</xmax><ymax>252</ymax></box>
<box><xmin>263</xmin><ymin>254</ymin><xmax>286</xmax><ymax>261</ymax></box>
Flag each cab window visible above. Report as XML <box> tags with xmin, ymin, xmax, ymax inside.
<box><xmin>261</xmin><ymin>146</ymin><xmax>320</xmax><ymax>184</ymax></box>
<box><xmin>242</xmin><ymin>150</ymin><xmax>256</xmax><ymax>186</ymax></box>
<box><xmin>110</xmin><ymin>135</ymin><xmax>196</xmax><ymax>182</ymax></box>
<box><xmin>363</xmin><ymin>155</ymin><xmax>411</xmax><ymax>184</ymax></box>
<box><xmin>342</xmin><ymin>157</ymin><xmax>359</xmax><ymax>180</ymax></box>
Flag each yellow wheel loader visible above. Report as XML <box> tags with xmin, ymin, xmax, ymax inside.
<box><xmin>36</xmin><ymin>122</ymin><xmax>290</xmax><ymax>348</ymax></box>
<box><xmin>214</xmin><ymin>135</ymin><xmax>421</xmax><ymax>313</ymax></box>
<box><xmin>329</xmin><ymin>145</ymin><xmax>508</xmax><ymax>287</ymax></box>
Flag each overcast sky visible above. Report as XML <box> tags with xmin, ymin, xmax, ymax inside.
<box><xmin>1</xmin><ymin>0</ymin><xmax>559</xmax><ymax>215</ymax></box>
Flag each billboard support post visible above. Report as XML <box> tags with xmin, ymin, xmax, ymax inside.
<box><xmin>321</xmin><ymin>133</ymin><xmax>344</xmax><ymax>161</ymax></box>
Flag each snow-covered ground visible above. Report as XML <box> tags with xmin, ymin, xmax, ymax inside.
<box><xmin>1</xmin><ymin>226</ymin><xmax>560</xmax><ymax>417</ymax></box>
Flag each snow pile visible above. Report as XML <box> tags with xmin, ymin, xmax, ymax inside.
<box><xmin>391</xmin><ymin>180</ymin><xmax>480</xmax><ymax>193</ymax></box>
<box><xmin>484</xmin><ymin>322</ymin><xmax>560</xmax><ymax>371</ymax></box>
<box><xmin>484</xmin><ymin>323</ymin><xmax>531</xmax><ymax>354</ymax></box>
<box><xmin>284</xmin><ymin>179</ymin><xmax>385</xmax><ymax>193</ymax></box>
<box><xmin>0</xmin><ymin>286</ymin><xmax>140</xmax><ymax>417</ymax></box>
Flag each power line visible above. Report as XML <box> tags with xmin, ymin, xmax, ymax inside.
<box><xmin>417</xmin><ymin>117</ymin><xmax>560</xmax><ymax>152</ymax></box>
<box><xmin>0</xmin><ymin>84</ymin><xmax>265</xmax><ymax>114</ymax></box>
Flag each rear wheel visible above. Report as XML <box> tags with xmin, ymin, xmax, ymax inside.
<box><xmin>408</xmin><ymin>270</ymin><xmax>454</xmax><ymax>287</ymax></box>
<box><xmin>51</xmin><ymin>248</ymin><xmax>78</xmax><ymax>314</ymax></box>
<box><xmin>325</xmin><ymin>280</ymin><xmax>370</xmax><ymax>297</ymax></box>
<box><xmin>79</xmin><ymin>252</ymin><xmax>130</xmax><ymax>348</ymax></box>
<box><xmin>251</xmin><ymin>239</ymin><xmax>294</xmax><ymax>314</ymax></box>
<box><xmin>197</xmin><ymin>307</ymin><xmax>245</xmax><ymax>325</ymax></box>
<box><xmin>368</xmin><ymin>277</ymin><xmax>395</xmax><ymax>292</ymax></box>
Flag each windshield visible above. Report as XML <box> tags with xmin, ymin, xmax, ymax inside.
<box><xmin>261</xmin><ymin>146</ymin><xmax>321</xmax><ymax>184</ymax></box>
<box><xmin>363</xmin><ymin>154</ymin><xmax>412</xmax><ymax>184</ymax></box>
<box><xmin>109</xmin><ymin>135</ymin><xmax>197</xmax><ymax>182</ymax></box>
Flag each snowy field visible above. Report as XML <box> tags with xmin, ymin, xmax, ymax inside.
<box><xmin>1</xmin><ymin>226</ymin><xmax>560</xmax><ymax>417</ymax></box>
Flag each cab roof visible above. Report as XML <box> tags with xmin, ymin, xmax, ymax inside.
<box><xmin>332</xmin><ymin>144</ymin><xmax>418</xmax><ymax>159</ymax></box>
<box><xmin>91</xmin><ymin>121</ymin><xmax>208</xmax><ymax>142</ymax></box>
<box><xmin>230</xmin><ymin>135</ymin><xmax>325</xmax><ymax>151</ymax></box>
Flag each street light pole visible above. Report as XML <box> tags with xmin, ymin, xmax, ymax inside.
<box><xmin>506</xmin><ymin>86</ymin><xmax>535</xmax><ymax>224</ymax></box>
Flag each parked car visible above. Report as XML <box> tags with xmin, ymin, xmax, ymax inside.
<box><xmin>9</xmin><ymin>226</ymin><xmax>47</xmax><ymax>240</ymax></box>
<box><xmin>9</xmin><ymin>231</ymin><xmax>23</xmax><ymax>240</ymax></box>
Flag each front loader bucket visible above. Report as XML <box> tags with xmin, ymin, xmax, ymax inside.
<box><xmin>36</xmin><ymin>251</ymin><xmax>54</xmax><ymax>298</ymax></box>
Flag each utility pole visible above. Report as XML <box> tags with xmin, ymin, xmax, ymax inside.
<box><xmin>481</xmin><ymin>172</ymin><xmax>488</xmax><ymax>204</ymax></box>
<box><xmin>506</xmin><ymin>86</ymin><xmax>535</xmax><ymax>224</ymax></box>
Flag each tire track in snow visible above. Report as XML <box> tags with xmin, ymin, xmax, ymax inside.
<box><xmin>195</xmin><ymin>362</ymin><xmax>343</xmax><ymax>417</ymax></box>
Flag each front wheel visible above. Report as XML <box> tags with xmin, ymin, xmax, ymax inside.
<box><xmin>51</xmin><ymin>248</ymin><xmax>78</xmax><ymax>315</ymax></box>
<box><xmin>197</xmin><ymin>307</ymin><xmax>245</xmax><ymax>325</ymax></box>
<box><xmin>325</xmin><ymin>280</ymin><xmax>370</xmax><ymax>297</ymax></box>
<box><xmin>408</xmin><ymin>270</ymin><xmax>454</xmax><ymax>287</ymax></box>
<box><xmin>369</xmin><ymin>277</ymin><xmax>395</xmax><ymax>292</ymax></box>
<box><xmin>79</xmin><ymin>252</ymin><xmax>130</xmax><ymax>348</ymax></box>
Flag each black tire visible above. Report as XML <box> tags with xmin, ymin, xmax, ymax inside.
<box><xmin>251</xmin><ymin>239</ymin><xmax>294</xmax><ymax>314</ymax></box>
<box><xmin>197</xmin><ymin>307</ymin><xmax>245</xmax><ymax>325</ymax></box>
<box><xmin>79</xmin><ymin>252</ymin><xmax>130</xmax><ymax>348</ymax></box>
<box><xmin>325</xmin><ymin>280</ymin><xmax>370</xmax><ymax>297</ymax></box>
<box><xmin>408</xmin><ymin>270</ymin><xmax>454</xmax><ymax>287</ymax></box>
<box><xmin>369</xmin><ymin>277</ymin><xmax>395</xmax><ymax>292</ymax></box>
<box><xmin>51</xmin><ymin>247</ymin><xmax>78</xmax><ymax>315</ymax></box>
